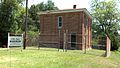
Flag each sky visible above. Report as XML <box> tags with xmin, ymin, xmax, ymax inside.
<box><xmin>24</xmin><ymin>0</ymin><xmax>91</xmax><ymax>10</ymax></box>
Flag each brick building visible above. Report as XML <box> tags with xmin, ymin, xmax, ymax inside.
<box><xmin>38</xmin><ymin>7</ymin><xmax>92</xmax><ymax>50</ymax></box>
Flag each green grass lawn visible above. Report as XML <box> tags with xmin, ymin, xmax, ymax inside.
<box><xmin>0</xmin><ymin>47</ymin><xmax>120</xmax><ymax>68</ymax></box>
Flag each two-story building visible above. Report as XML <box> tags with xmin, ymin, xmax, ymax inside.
<box><xmin>38</xmin><ymin>6</ymin><xmax>92</xmax><ymax>50</ymax></box>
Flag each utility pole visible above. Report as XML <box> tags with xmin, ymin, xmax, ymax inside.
<box><xmin>23</xmin><ymin>0</ymin><xmax>28</xmax><ymax>49</ymax></box>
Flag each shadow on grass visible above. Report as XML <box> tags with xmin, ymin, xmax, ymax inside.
<box><xmin>1</xmin><ymin>46</ymin><xmax>106</xmax><ymax>58</ymax></box>
<box><xmin>87</xmin><ymin>52</ymin><xmax>105</xmax><ymax>57</ymax></box>
<box><xmin>83</xmin><ymin>49</ymin><xmax>106</xmax><ymax>57</ymax></box>
<box><xmin>25</xmin><ymin>47</ymin><xmax>106</xmax><ymax>57</ymax></box>
<box><xmin>25</xmin><ymin>46</ymin><xmax>59</xmax><ymax>52</ymax></box>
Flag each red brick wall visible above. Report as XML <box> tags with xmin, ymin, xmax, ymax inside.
<box><xmin>39</xmin><ymin>11</ymin><xmax>92</xmax><ymax>50</ymax></box>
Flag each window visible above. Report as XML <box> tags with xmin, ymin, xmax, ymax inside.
<box><xmin>58</xmin><ymin>16</ymin><xmax>63</xmax><ymax>29</ymax></box>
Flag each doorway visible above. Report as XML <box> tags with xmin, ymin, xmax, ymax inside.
<box><xmin>71</xmin><ymin>33</ymin><xmax>77</xmax><ymax>48</ymax></box>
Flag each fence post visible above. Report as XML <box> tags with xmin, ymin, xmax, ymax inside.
<box><xmin>63</xmin><ymin>30</ymin><xmax>66</xmax><ymax>52</ymax></box>
<box><xmin>38</xmin><ymin>33</ymin><xmax>40</xmax><ymax>50</ymax></box>
<box><xmin>58</xmin><ymin>30</ymin><xmax>60</xmax><ymax>51</ymax></box>
<box><xmin>7</xmin><ymin>33</ymin><xmax>10</xmax><ymax>49</ymax></box>
<box><xmin>65</xmin><ymin>30</ymin><xmax>68</xmax><ymax>52</ymax></box>
<box><xmin>84</xmin><ymin>25</ymin><xmax>87</xmax><ymax>54</ymax></box>
<box><xmin>84</xmin><ymin>34</ymin><xmax>87</xmax><ymax>54</ymax></box>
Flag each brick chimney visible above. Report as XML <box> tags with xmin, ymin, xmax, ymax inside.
<box><xmin>73</xmin><ymin>5</ymin><xmax>76</xmax><ymax>9</ymax></box>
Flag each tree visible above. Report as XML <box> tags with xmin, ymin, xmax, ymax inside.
<box><xmin>0</xmin><ymin>0</ymin><xmax>25</xmax><ymax>47</ymax></box>
<box><xmin>10</xmin><ymin>7</ymin><xmax>25</xmax><ymax>33</ymax></box>
<box><xmin>91</xmin><ymin>0</ymin><xmax>120</xmax><ymax>50</ymax></box>
<box><xmin>44</xmin><ymin>0</ymin><xmax>58</xmax><ymax>10</ymax></box>
<box><xmin>29</xmin><ymin>0</ymin><xmax>58</xmax><ymax>30</ymax></box>
<box><xmin>26</xmin><ymin>0</ymin><xmax>59</xmax><ymax>46</ymax></box>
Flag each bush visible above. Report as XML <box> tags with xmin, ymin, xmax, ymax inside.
<box><xmin>111</xmin><ymin>35</ymin><xmax>120</xmax><ymax>51</ymax></box>
<box><xmin>27</xmin><ymin>31</ymin><xmax>39</xmax><ymax>46</ymax></box>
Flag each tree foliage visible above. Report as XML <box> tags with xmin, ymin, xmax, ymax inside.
<box><xmin>91</xmin><ymin>0</ymin><xmax>120</xmax><ymax>50</ymax></box>
<box><xmin>0</xmin><ymin>0</ymin><xmax>25</xmax><ymax>47</ymax></box>
<box><xmin>0</xmin><ymin>0</ymin><xmax>58</xmax><ymax>47</ymax></box>
<box><xmin>27</xmin><ymin>0</ymin><xmax>58</xmax><ymax>46</ymax></box>
<box><xmin>28</xmin><ymin>0</ymin><xmax>58</xmax><ymax>30</ymax></box>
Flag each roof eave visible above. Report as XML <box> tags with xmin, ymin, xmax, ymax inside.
<box><xmin>37</xmin><ymin>8</ymin><xmax>92</xmax><ymax>19</ymax></box>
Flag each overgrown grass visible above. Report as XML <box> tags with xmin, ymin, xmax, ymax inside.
<box><xmin>0</xmin><ymin>47</ymin><xmax>120</xmax><ymax>68</ymax></box>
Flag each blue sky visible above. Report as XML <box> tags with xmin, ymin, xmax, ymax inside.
<box><xmin>24</xmin><ymin>0</ymin><xmax>91</xmax><ymax>10</ymax></box>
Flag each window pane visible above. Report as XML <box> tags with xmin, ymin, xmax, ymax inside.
<box><xmin>59</xmin><ymin>22</ymin><xmax>62</xmax><ymax>26</ymax></box>
<box><xmin>58</xmin><ymin>16</ymin><xmax>63</xmax><ymax>28</ymax></box>
<box><xmin>59</xmin><ymin>17</ymin><xmax>62</xmax><ymax>22</ymax></box>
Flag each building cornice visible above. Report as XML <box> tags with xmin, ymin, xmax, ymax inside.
<box><xmin>37</xmin><ymin>8</ymin><xmax>92</xmax><ymax>19</ymax></box>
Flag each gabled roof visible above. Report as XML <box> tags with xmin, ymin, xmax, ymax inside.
<box><xmin>37</xmin><ymin>8</ymin><xmax>92</xmax><ymax>19</ymax></box>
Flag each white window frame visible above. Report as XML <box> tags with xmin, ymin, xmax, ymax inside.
<box><xmin>58</xmin><ymin>16</ymin><xmax>63</xmax><ymax>29</ymax></box>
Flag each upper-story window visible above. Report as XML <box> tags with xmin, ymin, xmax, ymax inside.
<box><xmin>58</xmin><ymin>16</ymin><xmax>63</xmax><ymax>29</ymax></box>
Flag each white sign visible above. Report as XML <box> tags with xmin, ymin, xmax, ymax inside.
<box><xmin>8</xmin><ymin>33</ymin><xmax>23</xmax><ymax>48</ymax></box>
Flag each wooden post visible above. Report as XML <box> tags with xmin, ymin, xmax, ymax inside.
<box><xmin>105</xmin><ymin>36</ymin><xmax>111</xmax><ymax>57</ymax></box>
<box><xmin>84</xmin><ymin>34</ymin><xmax>87</xmax><ymax>54</ymax></box>
<box><xmin>65</xmin><ymin>30</ymin><xmax>68</xmax><ymax>52</ymax></box>
<box><xmin>63</xmin><ymin>30</ymin><xmax>66</xmax><ymax>52</ymax></box>
<box><xmin>7</xmin><ymin>33</ymin><xmax>10</xmax><ymax>49</ymax></box>
<box><xmin>84</xmin><ymin>23</ymin><xmax>87</xmax><ymax>54</ymax></box>
<box><xmin>58</xmin><ymin>30</ymin><xmax>60</xmax><ymax>51</ymax></box>
<box><xmin>38</xmin><ymin>33</ymin><xmax>40</xmax><ymax>50</ymax></box>
<box><xmin>23</xmin><ymin>0</ymin><xmax>28</xmax><ymax>49</ymax></box>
